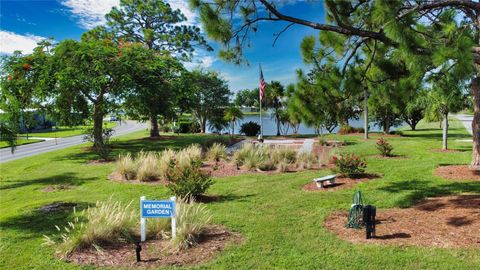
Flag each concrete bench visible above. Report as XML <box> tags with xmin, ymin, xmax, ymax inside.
<box><xmin>313</xmin><ymin>174</ymin><xmax>336</xmax><ymax>188</ymax></box>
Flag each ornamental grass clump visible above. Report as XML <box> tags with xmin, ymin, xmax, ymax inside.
<box><xmin>233</xmin><ymin>143</ymin><xmax>256</xmax><ymax>166</ymax></box>
<box><xmin>331</xmin><ymin>153</ymin><xmax>367</xmax><ymax>178</ymax></box>
<box><xmin>171</xmin><ymin>197</ymin><xmax>211</xmax><ymax>250</ymax></box>
<box><xmin>376</xmin><ymin>137</ymin><xmax>394</xmax><ymax>157</ymax></box>
<box><xmin>176</xmin><ymin>144</ymin><xmax>203</xmax><ymax>170</ymax></box>
<box><xmin>206</xmin><ymin>143</ymin><xmax>227</xmax><ymax>162</ymax></box>
<box><xmin>137</xmin><ymin>151</ymin><xmax>160</xmax><ymax>181</ymax></box>
<box><xmin>296</xmin><ymin>152</ymin><xmax>318</xmax><ymax>169</ymax></box>
<box><xmin>271</xmin><ymin>147</ymin><xmax>297</xmax><ymax>164</ymax></box>
<box><xmin>42</xmin><ymin>197</ymin><xmax>136</xmax><ymax>258</ymax></box>
<box><xmin>115</xmin><ymin>153</ymin><xmax>137</xmax><ymax>180</ymax></box>
<box><xmin>158</xmin><ymin>149</ymin><xmax>176</xmax><ymax>179</ymax></box>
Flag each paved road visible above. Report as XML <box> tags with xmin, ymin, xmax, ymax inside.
<box><xmin>455</xmin><ymin>114</ymin><xmax>473</xmax><ymax>135</ymax></box>
<box><xmin>0</xmin><ymin>121</ymin><xmax>147</xmax><ymax>163</ymax></box>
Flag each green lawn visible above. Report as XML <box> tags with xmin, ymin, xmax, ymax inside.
<box><xmin>19</xmin><ymin>122</ymin><xmax>117</xmax><ymax>138</ymax></box>
<box><xmin>0</xmin><ymin>138</ymin><xmax>44</xmax><ymax>149</ymax></box>
<box><xmin>1</xmin><ymin>120</ymin><xmax>479</xmax><ymax>269</ymax></box>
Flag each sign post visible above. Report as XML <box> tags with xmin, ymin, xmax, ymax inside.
<box><xmin>140</xmin><ymin>196</ymin><xmax>176</xmax><ymax>242</ymax></box>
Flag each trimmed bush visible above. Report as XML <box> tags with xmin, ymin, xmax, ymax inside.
<box><xmin>376</xmin><ymin>138</ymin><xmax>394</xmax><ymax>157</ymax></box>
<box><xmin>338</xmin><ymin>126</ymin><xmax>365</xmax><ymax>135</ymax></box>
<box><xmin>331</xmin><ymin>154</ymin><xmax>367</xmax><ymax>177</ymax></box>
<box><xmin>239</xmin><ymin>121</ymin><xmax>261</xmax><ymax>136</ymax></box>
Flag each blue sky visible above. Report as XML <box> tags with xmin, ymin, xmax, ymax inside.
<box><xmin>0</xmin><ymin>0</ymin><xmax>326</xmax><ymax>92</ymax></box>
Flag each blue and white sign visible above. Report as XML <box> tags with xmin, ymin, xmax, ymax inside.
<box><xmin>140</xmin><ymin>196</ymin><xmax>177</xmax><ymax>242</ymax></box>
<box><xmin>141</xmin><ymin>200</ymin><xmax>175</xmax><ymax>218</ymax></box>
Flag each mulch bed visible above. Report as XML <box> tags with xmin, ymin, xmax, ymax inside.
<box><xmin>302</xmin><ymin>173</ymin><xmax>381</xmax><ymax>192</ymax></box>
<box><xmin>325</xmin><ymin>195</ymin><xmax>480</xmax><ymax>248</ymax></box>
<box><xmin>434</xmin><ymin>165</ymin><xmax>480</xmax><ymax>181</ymax></box>
<box><xmin>67</xmin><ymin>225</ymin><xmax>243</xmax><ymax>268</ymax></box>
<box><xmin>108</xmin><ymin>173</ymin><xmax>170</xmax><ymax>185</ymax></box>
<box><xmin>86</xmin><ymin>159</ymin><xmax>115</xmax><ymax>165</ymax></box>
<box><xmin>41</xmin><ymin>184</ymin><xmax>72</xmax><ymax>192</ymax></box>
<box><xmin>370</xmin><ymin>155</ymin><xmax>408</xmax><ymax>159</ymax></box>
<box><xmin>38</xmin><ymin>202</ymin><xmax>77</xmax><ymax>213</ymax></box>
<box><xmin>431</xmin><ymin>149</ymin><xmax>463</xmax><ymax>153</ymax></box>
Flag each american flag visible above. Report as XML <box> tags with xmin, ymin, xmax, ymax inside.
<box><xmin>259</xmin><ymin>64</ymin><xmax>265</xmax><ymax>101</ymax></box>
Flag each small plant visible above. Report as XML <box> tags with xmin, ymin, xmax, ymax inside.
<box><xmin>318</xmin><ymin>137</ymin><xmax>329</xmax><ymax>146</ymax></box>
<box><xmin>239</xmin><ymin>121</ymin><xmax>261</xmax><ymax>136</ymax></box>
<box><xmin>376</xmin><ymin>138</ymin><xmax>394</xmax><ymax>157</ymax></box>
<box><xmin>158</xmin><ymin>149</ymin><xmax>176</xmax><ymax>179</ymax></box>
<box><xmin>171</xmin><ymin>197</ymin><xmax>211</xmax><ymax>250</ymax></box>
<box><xmin>166</xmin><ymin>162</ymin><xmax>213</xmax><ymax>198</ymax></box>
<box><xmin>206</xmin><ymin>143</ymin><xmax>227</xmax><ymax>162</ymax></box>
<box><xmin>331</xmin><ymin>154</ymin><xmax>367</xmax><ymax>177</ymax></box>
<box><xmin>115</xmin><ymin>153</ymin><xmax>137</xmax><ymax>180</ymax></box>
<box><xmin>271</xmin><ymin>147</ymin><xmax>297</xmax><ymax>164</ymax></box>
<box><xmin>296</xmin><ymin>152</ymin><xmax>318</xmax><ymax>169</ymax></box>
<box><xmin>137</xmin><ymin>151</ymin><xmax>160</xmax><ymax>181</ymax></box>
<box><xmin>43</xmin><ymin>197</ymin><xmax>136</xmax><ymax>258</ymax></box>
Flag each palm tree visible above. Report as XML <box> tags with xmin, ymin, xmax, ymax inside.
<box><xmin>266</xmin><ymin>81</ymin><xmax>285</xmax><ymax>136</ymax></box>
<box><xmin>224</xmin><ymin>106</ymin><xmax>244</xmax><ymax>136</ymax></box>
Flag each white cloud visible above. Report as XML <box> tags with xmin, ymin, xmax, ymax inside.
<box><xmin>184</xmin><ymin>55</ymin><xmax>216</xmax><ymax>69</ymax></box>
<box><xmin>0</xmin><ymin>31</ymin><xmax>46</xmax><ymax>54</ymax></box>
<box><xmin>61</xmin><ymin>0</ymin><xmax>197</xmax><ymax>29</ymax></box>
<box><xmin>60</xmin><ymin>0</ymin><xmax>119</xmax><ymax>29</ymax></box>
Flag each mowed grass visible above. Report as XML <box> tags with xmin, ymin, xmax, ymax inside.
<box><xmin>19</xmin><ymin>122</ymin><xmax>117</xmax><ymax>138</ymax></box>
<box><xmin>0</xmin><ymin>119</ymin><xmax>479</xmax><ymax>269</ymax></box>
<box><xmin>0</xmin><ymin>138</ymin><xmax>44</xmax><ymax>149</ymax></box>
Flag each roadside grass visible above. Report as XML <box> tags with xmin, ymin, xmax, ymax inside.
<box><xmin>0</xmin><ymin>120</ymin><xmax>479</xmax><ymax>269</ymax></box>
<box><xmin>18</xmin><ymin>122</ymin><xmax>117</xmax><ymax>138</ymax></box>
<box><xmin>0</xmin><ymin>138</ymin><xmax>44</xmax><ymax>149</ymax></box>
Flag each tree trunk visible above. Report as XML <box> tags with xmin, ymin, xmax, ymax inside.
<box><xmin>276</xmin><ymin>113</ymin><xmax>280</xmax><ymax>136</ymax></box>
<box><xmin>92</xmin><ymin>102</ymin><xmax>104</xmax><ymax>148</ymax></box>
<box><xmin>471</xmin><ymin>78</ymin><xmax>480</xmax><ymax>169</ymax></box>
<box><xmin>442</xmin><ymin>112</ymin><xmax>449</xmax><ymax>150</ymax></box>
<box><xmin>383</xmin><ymin>118</ymin><xmax>390</xmax><ymax>134</ymax></box>
<box><xmin>364</xmin><ymin>87</ymin><xmax>369</xmax><ymax>139</ymax></box>
<box><xmin>201</xmin><ymin>117</ymin><xmax>207</xmax><ymax>133</ymax></box>
<box><xmin>150</xmin><ymin>114</ymin><xmax>159</xmax><ymax>138</ymax></box>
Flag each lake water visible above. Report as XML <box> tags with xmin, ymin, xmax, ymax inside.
<box><xmin>207</xmin><ymin>114</ymin><xmax>404</xmax><ymax>135</ymax></box>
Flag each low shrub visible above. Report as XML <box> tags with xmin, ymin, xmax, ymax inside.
<box><xmin>376</xmin><ymin>138</ymin><xmax>394</xmax><ymax>157</ymax></box>
<box><xmin>137</xmin><ymin>152</ymin><xmax>160</xmax><ymax>181</ymax></box>
<box><xmin>43</xmin><ymin>197</ymin><xmax>136</xmax><ymax>258</ymax></box>
<box><xmin>331</xmin><ymin>153</ymin><xmax>367</xmax><ymax>177</ymax></box>
<box><xmin>338</xmin><ymin>126</ymin><xmax>365</xmax><ymax>135</ymax></box>
<box><xmin>115</xmin><ymin>153</ymin><xmax>137</xmax><ymax>180</ymax></box>
<box><xmin>171</xmin><ymin>197</ymin><xmax>211</xmax><ymax>250</ymax></box>
<box><xmin>206</xmin><ymin>143</ymin><xmax>227</xmax><ymax>162</ymax></box>
<box><xmin>239</xmin><ymin>121</ymin><xmax>261</xmax><ymax>136</ymax></box>
<box><xmin>166</xmin><ymin>162</ymin><xmax>213</xmax><ymax>198</ymax></box>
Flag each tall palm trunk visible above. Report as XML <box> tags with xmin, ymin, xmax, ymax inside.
<box><xmin>442</xmin><ymin>112</ymin><xmax>449</xmax><ymax>150</ymax></box>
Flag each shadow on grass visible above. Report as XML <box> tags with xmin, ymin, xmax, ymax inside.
<box><xmin>197</xmin><ymin>193</ymin><xmax>255</xmax><ymax>203</ymax></box>
<box><xmin>379</xmin><ymin>179</ymin><xmax>480</xmax><ymax>208</ymax></box>
<box><xmin>52</xmin><ymin>134</ymin><xmax>227</xmax><ymax>163</ymax></box>
<box><xmin>0</xmin><ymin>202</ymin><xmax>91</xmax><ymax>236</ymax></box>
<box><xmin>0</xmin><ymin>173</ymin><xmax>95</xmax><ymax>190</ymax></box>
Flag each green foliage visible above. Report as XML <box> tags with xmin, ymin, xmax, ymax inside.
<box><xmin>331</xmin><ymin>154</ymin><xmax>367</xmax><ymax>177</ymax></box>
<box><xmin>234</xmin><ymin>89</ymin><xmax>259</xmax><ymax>107</ymax></box>
<box><xmin>376</xmin><ymin>138</ymin><xmax>394</xmax><ymax>157</ymax></box>
<box><xmin>223</xmin><ymin>106</ymin><xmax>244</xmax><ymax>135</ymax></box>
<box><xmin>166</xmin><ymin>161</ymin><xmax>213</xmax><ymax>198</ymax></box>
<box><xmin>239</xmin><ymin>121</ymin><xmax>260</xmax><ymax>136</ymax></box>
<box><xmin>338</xmin><ymin>126</ymin><xmax>364</xmax><ymax>135</ymax></box>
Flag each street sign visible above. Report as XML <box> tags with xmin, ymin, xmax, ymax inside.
<box><xmin>141</xmin><ymin>200</ymin><xmax>175</xmax><ymax>218</ymax></box>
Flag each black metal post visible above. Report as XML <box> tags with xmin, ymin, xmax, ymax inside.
<box><xmin>135</xmin><ymin>242</ymin><xmax>142</xmax><ymax>262</ymax></box>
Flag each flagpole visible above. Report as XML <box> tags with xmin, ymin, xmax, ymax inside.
<box><xmin>259</xmin><ymin>63</ymin><xmax>264</xmax><ymax>142</ymax></box>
